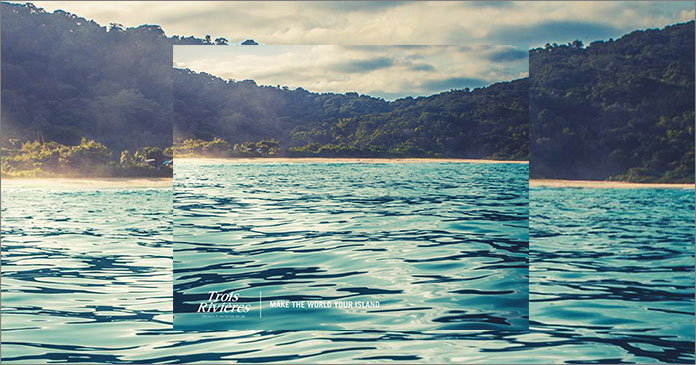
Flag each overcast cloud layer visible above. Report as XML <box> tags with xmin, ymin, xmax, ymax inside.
<box><xmin>174</xmin><ymin>45</ymin><xmax>528</xmax><ymax>100</ymax></box>
<box><xmin>31</xmin><ymin>1</ymin><xmax>695</xmax><ymax>47</ymax></box>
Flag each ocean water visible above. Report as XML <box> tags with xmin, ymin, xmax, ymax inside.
<box><xmin>173</xmin><ymin>162</ymin><xmax>529</xmax><ymax>332</ymax></box>
<box><xmin>1</xmin><ymin>187</ymin><xmax>175</xmax><ymax>363</ymax></box>
<box><xmin>2</xmin><ymin>169</ymin><xmax>694</xmax><ymax>364</ymax></box>
<box><xmin>530</xmin><ymin>187</ymin><xmax>695</xmax><ymax>364</ymax></box>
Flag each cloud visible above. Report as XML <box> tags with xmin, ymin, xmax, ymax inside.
<box><xmin>32</xmin><ymin>1</ymin><xmax>695</xmax><ymax>48</ymax></box>
<box><xmin>366</xmin><ymin>90</ymin><xmax>417</xmax><ymax>101</ymax></box>
<box><xmin>419</xmin><ymin>77</ymin><xmax>489</xmax><ymax>91</ymax></box>
<box><xmin>465</xmin><ymin>1</ymin><xmax>515</xmax><ymax>8</ymax></box>
<box><xmin>486</xmin><ymin>48</ymin><xmax>528</xmax><ymax>62</ymax></box>
<box><xmin>312</xmin><ymin>1</ymin><xmax>409</xmax><ymax>13</ymax></box>
<box><xmin>489</xmin><ymin>20</ymin><xmax>619</xmax><ymax>46</ymax></box>
<box><xmin>174</xmin><ymin>45</ymin><xmax>526</xmax><ymax>100</ymax></box>
<box><xmin>409</xmin><ymin>63</ymin><xmax>436</xmax><ymax>71</ymax></box>
<box><xmin>334</xmin><ymin>57</ymin><xmax>395</xmax><ymax>73</ymax></box>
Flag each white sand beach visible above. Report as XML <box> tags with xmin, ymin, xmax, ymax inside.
<box><xmin>530</xmin><ymin>179</ymin><xmax>694</xmax><ymax>189</ymax></box>
<box><xmin>175</xmin><ymin>157</ymin><xmax>529</xmax><ymax>164</ymax></box>
<box><xmin>1</xmin><ymin>177</ymin><xmax>173</xmax><ymax>189</ymax></box>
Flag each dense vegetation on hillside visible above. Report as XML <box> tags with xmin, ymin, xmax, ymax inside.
<box><xmin>2</xmin><ymin>2</ymin><xmax>529</xmax><ymax>166</ymax></box>
<box><xmin>3</xmin><ymin>2</ymin><xmax>694</xmax><ymax>181</ymax></box>
<box><xmin>1</xmin><ymin>139</ymin><xmax>172</xmax><ymax>177</ymax></box>
<box><xmin>1</xmin><ymin>2</ymin><xmax>174</xmax><ymax>152</ymax></box>
<box><xmin>174</xmin><ymin>70</ymin><xmax>529</xmax><ymax>159</ymax></box>
<box><xmin>530</xmin><ymin>21</ymin><xmax>695</xmax><ymax>182</ymax></box>
<box><xmin>0</xmin><ymin>2</ymin><xmax>232</xmax><ymax>176</ymax></box>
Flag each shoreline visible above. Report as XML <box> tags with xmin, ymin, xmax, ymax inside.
<box><xmin>4</xmin><ymin>176</ymin><xmax>690</xmax><ymax>190</ymax></box>
<box><xmin>1</xmin><ymin>177</ymin><xmax>173</xmax><ymax>189</ymax></box>
<box><xmin>530</xmin><ymin>179</ymin><xmax>694</xmax><ymax>189</ymax></box>
<box><xmin>175</xmin><ymin>157</ymin><xmax>529</xmax><ymax>164</ymax></box>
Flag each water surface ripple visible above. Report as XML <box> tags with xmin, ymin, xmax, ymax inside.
<box><xmin>2</xmin><ymin>165</ymin><xmax>694</xmax><ymax>363</ymax></box>
<box><xmin>173</xmin><ymin>162</ymin><xmax>529</xmax><ymax>332</ymax></box>
<box><xmin>530</xmin><ymin>187</ymin><xmax>695</xmax><ymax>364</ymax></box>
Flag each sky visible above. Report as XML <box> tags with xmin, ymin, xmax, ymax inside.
<box><xmin>30</xmin><ymin>1</ymin><xmax>694</xmax><ymax>47</ymax></box>
<box><xmin>174</xmin><ymin>45</ymin><xmax>528</xmax><ymax>100</ymax></box>
<box><xmin>25</xmin><ymin>1</ymin><xmax>694</xmax><ymax>98</ymax></box>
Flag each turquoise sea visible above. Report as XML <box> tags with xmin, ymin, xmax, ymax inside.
<box><xmin>173</xmin><ymin>161</ymin><xmax>529</xmax><ymax>331</ymax></box>
<box><xmin>529</xmin><ymin>186</ymin><xmax>695</xmax><ymax>364</ymax></box>
<box><xmin>1</xmin><ymin>164</ymin><xmax>694</xmax><ymax>363</ymax></box>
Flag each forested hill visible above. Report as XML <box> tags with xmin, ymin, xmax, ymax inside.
<box><xmin>4</xmin><ymin>1</ymin><xmax>694</xmax><ymax>177</ymax></box>
<box><xmin>1</xmin><ymin>2</ymin><xmax>528</xmax><ymax>160</ymax></box>
<box><xmin>530</xmin><ymin>21</ymin><xmax>695</xmax><ymax>183</ymax></box>
<box><xmin>2</xmin><ymin>2</ymin><xmax>171</xmax><ymax>152</ymax></box>
<box><xmin>0</xmin><ymin>2</ymin><xmax>229</xmax><ymax>153</ymax></box>
<box><xmin>173</xmin><ymin>70</ymin><xmax>529</xmax><ymax>159</ymax></box>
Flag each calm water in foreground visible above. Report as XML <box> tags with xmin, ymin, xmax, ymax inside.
<box><xmin>174</xmin><ymin>162</ymin><xmax>528</xmax><ymax>332</ymax></box>
<box><xmin>1</xmin><ymin>163</ymin><xmax>693</xmax><ymax>363</ymax></box>
<box><xmin>530</xmin><ymin>187</ymin><xmax>695</xmax><ymax>364</ymax></box>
